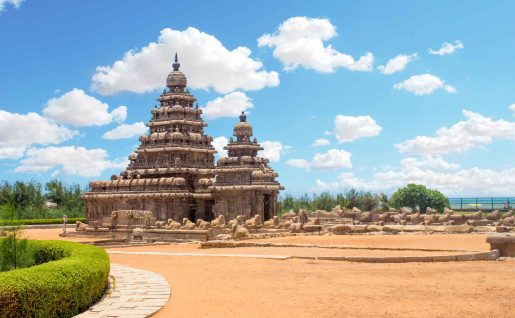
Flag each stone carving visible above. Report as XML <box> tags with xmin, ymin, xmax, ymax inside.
<box><xmin>76</xmin><ymin>221</ymin><xmax>88</xmax><ymax>231</ymax></box>
<box><xmin>231</xmin><ymin>224</ymin><xmax>249</xmax><ymax>239</ymax></box>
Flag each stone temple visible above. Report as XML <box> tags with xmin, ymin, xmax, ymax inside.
<box><xmin>83</xmin><ymin>54</ymin><xmax>283</xmax><ymax>224</ymax></box>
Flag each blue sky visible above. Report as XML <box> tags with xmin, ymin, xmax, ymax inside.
<box><xmin>1</xmin><ymin>0</ymin><xmax>515</xmax><ymax>197</ymax></box>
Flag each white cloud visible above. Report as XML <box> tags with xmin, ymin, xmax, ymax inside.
<box><xmin>260</xmin><ymin>141</ymin><xmax>289</xmax><ymax>162</ymax></box>
<box><xmin>314</xmin><ymin>157</ymin><xmax>515</xmax><ymax>196</ymax></box>
<box><xmin>43</xmin><ymin>89</ymin><xmax>127</xmax><ymax>127</ymax></box>
<box><xmin>429</xmin><ymin>40</ymin><xmax>464</xmax><ymax>56</ymax></box>
<box><xmin>102</xmin><ymin>122</ymin><xmax>148</xmax><ymax>140</ymax></box>
<box><xmin>258</xmin><ymin>16</ymin><xmax>374</xmax><ymax>73</ymax></box>
<box><xmin>287</xmin><ymin>148</ymin><xmax>352</xmax><ymax>170</ymax></box>
<box><xmin>325</xmin><ymin>114</ymin><xmax>382</xmax><ymax>143</ymax></box>
<box><xmin>509</xmin><ymin>104</ymin><xmax>515</xmax><ymax>115</ymax></box>
<box><xmin>15</xmin><ymin>146</ymin><xmax>127</xmax><ymax>177</ymax></box>
<box><xmin>0</xmin><ymin>110</ymin><xmax>77</xmax><ymax>159</ymax></box>
<box><xmin>0</xmin><ymin>0</ymin><xmax>23</xmax><ymax>13</ymax></box>
<box><xmin>311</xmin><ymin>138</ymin><xmax>330</xmax><ymax>147</ymax></box>
<box><xmin>91</xmin><ymin>27</ymin><xmax>279</xmax><ymax>95</ymax></box>
<box><xmin>202</xmin><ymin>92</ymin><xmax>253</xmax><ymax>119</ymax></box>
<box><xmin>396</xmin><ymin>109</ymin><xmax>515</xmax><ymax>156</ymax></box>
<box><xmin>212</xmin><ymin>136</ymin><xmax>228</xmax><ymax>158</ymax></box>
<box><xmin>378</xmin><ymin>53</ymin><xmax>417</xmax><ymax>75</ymax></box>
<box><xmin>394</xmin><ymin>74</ymin><xmax>456</xmax><ymax>95</ymax></box>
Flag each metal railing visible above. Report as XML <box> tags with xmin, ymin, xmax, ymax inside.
<box><xmin>449</xmin><ymin>197</ymin><xmax>514</xmax><ymax>211</ymax></box>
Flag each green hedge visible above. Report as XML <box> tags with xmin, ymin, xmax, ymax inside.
<box><xmin>0</xmin><ymin>240</ymin><xmax>110</xmax><ymax>318</ymax></box>
<box><xmin>0</xmin><ymin>217</ymin><xmax>86</xmax><ymax>226</ymax></box>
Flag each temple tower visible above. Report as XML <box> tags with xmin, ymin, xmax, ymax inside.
<box><xmin>84</xmin><ymin>54</ymin><xmax>217</xmax><ymax>223</ymax></box>
<box><xmin>211</xmin><ymin>112</ymin><xmax>283</xmax><ymax>221</ymax></box>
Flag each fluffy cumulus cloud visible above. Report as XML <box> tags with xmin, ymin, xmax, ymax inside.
<box><xmin>314</xmin><ymin>157</ymin><xmax>515</xmax><ymax>196</ymax></box>
<box><xmin>0</xmin><ymin>0</ymin><xmax>23</xmax><ymax>13</ymax></box>
<box><xmin>429</xmin><ymin>40</ymin><xmax>464</xmax><ymax>56</ymax></box>
<box><xmin>287</xmin><ymin>148</ymin><xmax>352</xmax><ymax>170</ymax></box>
<box><xmin>0</xmin><ymin>110</ymin><xmax>77</xmax><ymax>159</ymax></box>
<box><xmin>509</xmin><ymin>104</ymin><xmax>515</xmax><ymax>115</ymax></box>
<box><xmin>311</xmin><ymin>138</ymin><xmax>330</xmax><ymax>147</ymax></box>
<box><xmin>394</xmin><ymin>74</ymin><xmax>456</xmax><ymax>95</ymax></box>
<box><xmin>212</xmin><ymin>136</ymin><xmax>228</xmax><ymax>158</ymax></box>
<box><xmin>91</xmin><ymin>27</ymin><xmax>279</xmax><ymax>95</ymax></box>
<box><xmin>325</xmin><ymin>114</ymin><xmax>382</xmax><ymax>143</ymax></box>
<box><xmin>378</xmin><ymin>53</ymin><xmax>417</xmax><ymax>75</ymax></box>
<box><xmin>259</xmin><ymin>141</ymin><xmax>289</xmax><ymax>162</ymax></box>
<box><xmin>15</xmin><ymin>146</ymin><xmax>127</xmax><ymax>177</ymax></box>
<box><xmin>258</xmin><ymin>16</ymin><xmax>374</xmax><ymax>73</ymax></box>
<box><xmin>102</xmin><ymin>122</ymin><xmax>148</xmax><ymax>140</ymax></box>
<box><xmin>202</xmin><ymin>92</ymin><xmax>253</xmax><ymax>119</ymax></box>
<box><xmin>43</xmin><ymin>89</ymin><xmax>127</xmax><ymax>127</ymax></box>
<box><xmin>396</xmin><ymin>109</ymin><xmax>515</xmax><ymax>156</ymax></box>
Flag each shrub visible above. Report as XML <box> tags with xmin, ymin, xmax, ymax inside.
<box><xmin>0</xmin><ymin>217</ymin><xmax>86</xmax><ymax>226</ymax></box>
<box><xmin>0</xmin><ymin>240</ymin><xmax>110</xmax><ymax>318</ymax></box>
<box><xmin>389</xmin><ymin>183</ymin><xmax>450</xmax><ymax>213</ymax></box>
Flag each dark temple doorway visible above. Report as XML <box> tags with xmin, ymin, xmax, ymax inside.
<box><xmin>204</xmin><ymin>200</ymin><xmax>215</xmax><ymax>222</ymax></box>
<box><xmin>188</xmin><ymin>205</ymin><xmax>197</xmax><ymax>223</ymax></box>
<box><xmin>263</xmin><ymin>194</ymin><xmax>271</xmax><ymax>220</ymax></box>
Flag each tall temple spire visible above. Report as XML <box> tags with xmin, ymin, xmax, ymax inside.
<box><xmin>172</xmin><ymin>52</ymin><xmax>180</xmax><ymax>71</ymax></box>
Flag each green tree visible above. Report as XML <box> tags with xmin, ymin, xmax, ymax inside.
<box><xmin>389</xmin><ymin>184</ymin><xmax>449</xmax><ymax>213</ymax></box>
<box><xmin>0</xmin><ymin>202</ymin><xmax>32</xmax><ymax>271</ymax></box>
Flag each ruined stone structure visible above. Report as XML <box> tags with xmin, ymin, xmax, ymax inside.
<box><xmin>84</xmin><ymin>55</ymin><xmax>282</xmax><ymax>224</ymax></box>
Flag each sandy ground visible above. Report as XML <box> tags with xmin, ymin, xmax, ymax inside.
<box><xmin>25</xmin><ymin>229</ymin><xmax>515</xmax><ymax>318</ymax></box>
<box><xmin>22</xmin><ymin>228</ymin><xmax>102</xmax><ymax>242</ymax></box>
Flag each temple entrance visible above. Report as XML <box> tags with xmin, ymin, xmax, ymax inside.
<box><xmin>263</xmin><ymin>194</ymin><xmax>271</xmax><ymax>220</ymax></box>
<box><xmin>188</xmin><ymin>205</ymin><xmax>197</xmax><ymax>223</ymax></box>
<box><xmin>204</xmin><ymin>200</ymin><xmax>215</xmax><ymax>221</ymax></box>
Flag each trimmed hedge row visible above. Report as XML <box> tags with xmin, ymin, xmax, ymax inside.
<box><xmin>0</xmin><ymin>217</ymin><xmax>86</xmax><ymax>226</ymax></box>
<box><xmin>0</xmin><ymin>240</ymin><xmax>110</xmax><ymax>318</ymax></box>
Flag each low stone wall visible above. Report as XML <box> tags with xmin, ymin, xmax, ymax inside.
<box><xmin>200</xmin><ymin>241</ymin><xmax>500</xmax><ymax>263</ymax></box>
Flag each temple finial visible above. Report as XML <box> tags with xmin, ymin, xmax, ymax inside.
<box><xmin>239</xmin><ymin>111</ymin><xmax>247</xmax><ymax>122</ymax></box>
<box><xmin>172</xmin><ymin>53</ymin><xmax>180</xmax><ymax>71</ymax></box>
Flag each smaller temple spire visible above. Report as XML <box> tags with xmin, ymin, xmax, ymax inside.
<box><xmin>172</xmin><ymin>53</ymin><xmax>180</xmax><ymax>71</ymax></box>
<box><xmin>239</xmin><ymin>111</ymin><xmax>247</xmax><ymax>122</ymax></box>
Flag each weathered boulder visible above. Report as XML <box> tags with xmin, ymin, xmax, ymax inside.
<box><xmin>502</xmin><ymin>216</ymin><xmax>514</xmax><ymax>226</ymax></box>
<box><xmin>359</xmin><ymin>212</ymin><xmax>372</xmax><ymax>223</ymax></box>
<box><xmin>487</xmin><ymin>210</ymin><xmax>500</xmax><ymax>221</ymax></box>
<box><xmin>290</xmin><ymin>222</ymin><xmax>304</xmax><ymax>233</ymax></box>
<box><xmin>299</xmin><ymin>210</ymin><xmax>309</xmax><ymax>223</ymax></box>
<box><xmin>423</xmin><ymin>214</ymin><xmax>437</xmax><ymax>225</ymax></box>
<box><xmin>408</xmin><ymin>212</ymin><xmax>422</xmax><ymax>224</ymax></box>
<box><xmin>467</xmin><ymin>211</ymin><xmax>483</xmax><ymax>220</ymax></box>
<box><xmin>444</xmin><ymin>225</ymin><xmax>473</xmax><ymax>234</ymax></box>
<box><xmin>366</xmin><ymin>225</ymin><xmax>382</xmax><ymax>232</ymax></box>
<box><xmin>352</xmin><ymin>207</ymin><xmax>361</xmax><ymax>213</ymax></box>
<box><xmin>351</xmin><ymin>225</ymin><xmax>368</xmax><ymax>233</ymax></box>
<box><xmin>279</xmin><ymin>219</ymin><xmax>293</xmax><ymax>229</ymax></box>
<box><xmin>400</xmin><ymin>207</ymin><xmax>412</xmax><ymax>214</ymax></box>
<box><xmin>331</xmin><ymin>224</ymin><xmax>352</xmax><ymax>235</ymax></box>
<box><xmin>303</xmin><ymin>224</ymin><xmax>322</xmax><ymax>232</ymax></box>
<box><xmin>444</xmin><ymin>207</ymin><xmax>454</xmax><ymax>214</ymax></box>
<box><xmin>438</xmin><ymin>213</ymin><xmax>451</xmax><ymax>223</ymax></box>
<box><xmin>342</xmin><ymin>211</ymin><xmax>357</xmax><ymax>219</ymax></box>
<box><xmin>282</xmin><ymin>210</ymin><xmax>297</xmax><ymax>219</ymax></box>
<box><xmin>382</xmin><ymin>225</ymin><xmax>404</xmax><ymax>233</ymax></box>
<box><xmin>132</xmin><ymin>227</ymin><xmax>144</xmax><ymax>241</ymax></box>
<box><xmin>426</xmin><ymin>207</ymin><xmax>437</xmax><ymax>214</ymax></box>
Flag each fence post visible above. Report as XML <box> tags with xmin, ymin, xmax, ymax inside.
<box><xmin>491</xmin><ymin>198</ymin><xmax>494</xmax><ymax>210</ymax></box>
<box><xmin>475</xmin><ymin>198</ymin><xmax>478</xmax><ymax>210</ymax></box>
<box><xmin>460</xmin><ymin>198</ymin><xmax>462</xmax><ymax>210</ymax></box>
